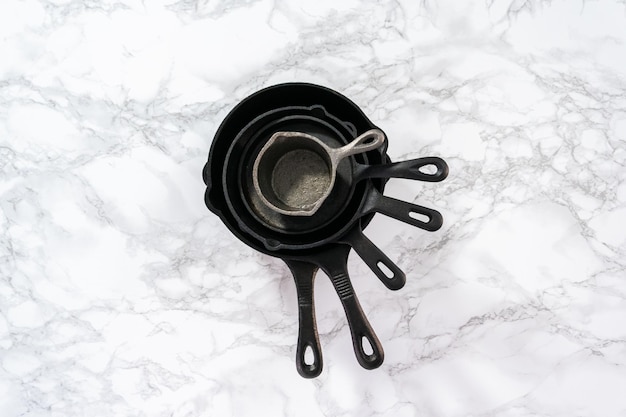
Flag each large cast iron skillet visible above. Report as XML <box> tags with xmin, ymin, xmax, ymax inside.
<box><xmin>203</xmin><ymin>83</ymin><xmax>448</xmax><ymax>378</ymax></box>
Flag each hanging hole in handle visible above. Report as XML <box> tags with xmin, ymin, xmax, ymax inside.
<box><xmin>304</xmin><ymin>344</ymin><xmax>315</xmax><ymax>366</ymax></box>
<box><xmin>376</xmin><ymin>261</ymin><xmax>394</xmax><ymax>279</ymax></box>
<box><xmin>361</xmin><ymin>336</ymin><xmax>374</xmax><ymax>356</ymax></box>
<box><xmin>409</xmin><ymin>211</ymin><xmax>430</xmax><ymax>223</ymax></box>
<box><xmin>360</xmin><ymin>135</ymin><xmax>377</xmax><ymax>145</ymax></box>
<box><xmin>347</xmin><ymin>129</ymin><xmax>385</xmax><ymax>154</ymax></box>
<box><xmin>418</xmin><ymin>164</ymin><xmax>438</xmax><ymax>175</ymax></box>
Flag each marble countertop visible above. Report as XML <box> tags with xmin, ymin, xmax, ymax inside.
<box><xmin>2</xmin><ymin>0</ymin><xmax>626</xmax><ymax>416</ymax></box>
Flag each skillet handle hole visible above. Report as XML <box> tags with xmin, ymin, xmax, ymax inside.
<box><xmin>418</xmin><ymin>164</ymin><xmax>438</xmax><ymax>175</ymax></box>
<box><xmin>376</xmin><ymin>261</ymin><xmax>394</xmax><ymax>279</ymax></box>
<box><xmin>361</xmin><ymin>336</ymin><xmax>374</xmax><ymax>356</ymax></box>
<box><xmin>303</xmin><ymin>344</ymin><xmax>315</xmax><ymax>366</ymax></box>
<box><xmin>409</xmin><ymin>211</ymin><xmax>430</xmax><ymax>223</ymax></box>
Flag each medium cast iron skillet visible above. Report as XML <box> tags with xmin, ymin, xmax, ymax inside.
<box><xmin>203</xmin><ymin>83</ymin><xmax>448</xmax><ymax>378</ymax></box>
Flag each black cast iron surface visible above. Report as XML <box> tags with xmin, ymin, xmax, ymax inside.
<box><xmin>202</xmin><ymin>83</ymin><xmax>448</xmax><ymax>378</ymax></box>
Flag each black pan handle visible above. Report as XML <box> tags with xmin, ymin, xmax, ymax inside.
<box><xmin>316</xmin><ymin>245</ymin><xmax>384</xmax><ymax>370</ymax></box>
<box><xmin>364</xmin><ymin>189</ymin><xmax>443</xmax><ymax>232</ymax></box>
<box><xmin>285</xmin><ymin>260</ymin><xmax>323</xmax><ymax>378</ymax></box>
<box><xmin>339</xmin><ymin>227</ymin><xmax>406</xmax><ymax>290</ymax></box>
<box><xmin>354</xmin><ymin>156</ymin><xmax>449</xmax><ymax>183</ymax></box>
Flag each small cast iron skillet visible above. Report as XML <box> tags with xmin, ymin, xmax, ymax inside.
<box><xmin>203</xmin><ymin>83</ymin><xmax>448</xmax><ymax>378</ymax></box>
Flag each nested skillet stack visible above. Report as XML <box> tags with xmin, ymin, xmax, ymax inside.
<box><xmin>203</xmin><ymin>83</ymin><xmax>447</xmax><ymax>378</ymax></box>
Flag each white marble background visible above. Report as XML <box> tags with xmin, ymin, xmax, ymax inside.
<box><xmin>1</xmin><ymin>0</ymin><xmax>626</xmax><ymax>416</ymax></box>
